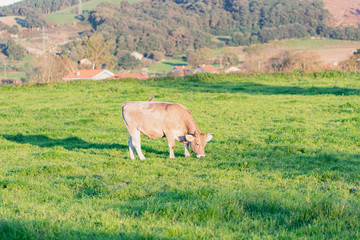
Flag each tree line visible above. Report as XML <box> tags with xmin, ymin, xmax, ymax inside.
<box><xmin>84</xmin><ymin>0</ymin><xmax>360</xmax><ymax>57</ymax></box>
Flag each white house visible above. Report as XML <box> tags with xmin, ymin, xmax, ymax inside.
<box><xmin>225</xmin><ymin>66</ymin><xmax>241</xmax><ymax>73</ymax></box>
<box><xmin>63</xmin><ymin>69</ymin><xmax>114</xmax><ymax>81</ymax></box>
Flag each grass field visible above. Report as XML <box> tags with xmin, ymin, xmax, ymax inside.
<box><xmin>148</xmin><ymin>56</ymin><xmax>187</xmax><ymax>74</ymax></box>
<box><xmin>46</xmin><ymin>0</ymin><xmax>142</xmax><ymax>25</ymax></box>
<box><xmin>0</xmin><ymin>16</ymin><xmax>25</xmax><ymax>31</ymax></box>
<box><xmin>283</xmin><ymin>39</ymin><xmax>360</xmax><ymax>49</ymax></box>
<box><xmin>0</xmin><ymin>72</ymin><xmax>360</xmax><ymax>239</ymax></box>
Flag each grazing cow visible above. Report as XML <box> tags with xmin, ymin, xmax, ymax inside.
<box><xmin>122</xmin><ymin>98</ymin><xmax>212</xmax><ymax>160</ymax></box>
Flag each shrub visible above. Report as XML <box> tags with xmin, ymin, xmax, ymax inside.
<box><xmin>3</xmin><ymin>39</ymin><xmax>25</xmax><ymax>61</ymax></box>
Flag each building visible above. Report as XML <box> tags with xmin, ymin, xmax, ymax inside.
<box><xmin>225</xmin><ymin>66</ymin><xmax>241</xmax><ymax>73</ymax></box>
<box><xmin>131</xmin><ymin>52</ymin><xmax>144</xmax><ymax>60</ymax></box>
<box><xmin>194</xmin><ymin>64</ymin><xmax>219</xmax><ymax>74</ymax></box>
<box><xmin>168</xmin><ymin>66</ymin><xmax>192</xmax><ymax>77</ymax></box>
<box><xmin>79</xmin><ymin>58</ymin><xmax>92</xmax><ymax>68</ymax></box>
<box><xmin>110</xmin><ymin>73</ymin><xmax>148</xmax><ymax>80</ymax></box>
<box><xmin>63</xmin><ymin>69</ymin><xmax>114</xmax><ymax>81</ymax></box>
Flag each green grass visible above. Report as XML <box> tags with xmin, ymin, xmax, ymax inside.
<box><xmin>283</xmin><ymin>38</ymin><xmax>360</xmax><ymax>49</ymax></box>
<box><xmin>0</xmin><ymin>72</ymin><xmax>26</xmax><ymax>79</ymax></box>
<box><xmin>149</xmin><ymin>56</ymin><xmax>187</xmax><ymax>74</ymax></box>
<box><xmin>0</xmin><ymin>72</ymin><xmax>360</xmax><ymax>239</ymax></box>
<box><xmin>46</xmin><ymin>0</ymin><xmax>142</xmax><ymax>25</ymax></box>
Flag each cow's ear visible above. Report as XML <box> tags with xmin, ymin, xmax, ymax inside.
<box><xmin>185</xmin><ymin>134</ymin><xmax>195</xmax><ymax>142</ymax></box>
<box><xmin>206</xmin><ymin>133</ymin><xmax>213</xmax><ymax>142</ymax></box>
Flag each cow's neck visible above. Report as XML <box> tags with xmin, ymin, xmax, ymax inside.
<box><xmin>186</xmin><ymin>117</ymin><xmax>200</xmax><ymax>134</ymax></box>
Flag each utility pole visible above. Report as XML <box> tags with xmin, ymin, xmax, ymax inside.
<box><xmin>219</xmin><ymin>54</ymin><xmax>223</xmax><ymax>71</ymax></box>
<box><xmin>42</xmin><ymin>25</ymin><xmax>46</xmax><ymax>55</ymax></box>
<box><xmin>4</xmin><ymin>62</ymin><xmax>7</xmax><ymax>79</ymax></box>
<box><xmin>78</xmin><ymin>0</ymin><xmax>82</xmax><ymax>15</ymax></box>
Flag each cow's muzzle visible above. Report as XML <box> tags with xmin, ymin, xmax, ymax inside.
<box><xmin>196</xmin><ymin>154</ymin><xmax>206</xmax><ymax>158</ymax></box>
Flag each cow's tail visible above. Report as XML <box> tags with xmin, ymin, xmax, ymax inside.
<box><xmin>147</xmin><ymin>96</ymin><xmax>154</xmax><ymax>101</ymax></box>
<box><xmin>122</xmin><ymin>102</ymin><xmax>129</xmax><ymax>127</ymax></box>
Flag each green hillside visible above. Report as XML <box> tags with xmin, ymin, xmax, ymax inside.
<box><xmin>0</xmin><ymin>73</ymin><xmax>359</xmax><ymax>238</ymax></box>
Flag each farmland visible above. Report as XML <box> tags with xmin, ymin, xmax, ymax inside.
<box><xmin>46</xmin><ymin>0</ymin><xmax>143</xmax><ymax>25</ymax></box>
<box><xmin>0</xmin><ymin>73</ymin><xmax>360</xmax><ymax>239</ymax></box>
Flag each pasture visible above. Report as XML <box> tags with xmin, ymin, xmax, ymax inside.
<box><xmin>46</xmin><ymin>0</ymin><xmax>142</xmax><ymax>25</ymax></box>
<box><xmin>0</xmin><ymin>72</ymin><xmax>359</xmax><ymax>239</ymax></box>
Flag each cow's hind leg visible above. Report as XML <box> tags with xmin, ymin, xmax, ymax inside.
<box><xmin>130</xmin><ymin>130</ymin><xmax>146</xmax><ymax>160</ymax></box>
<box><xmin>128</xmin><ymin>136</ymin><xmax>136</xmax><ymax>159</ymax></box>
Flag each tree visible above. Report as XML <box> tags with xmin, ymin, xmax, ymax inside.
<box><xmin>8</xmin><ymin>25</ymin><xmax>19</xmax><ymax>34</ymax></box>
<box><xmin>229</xmin><ymin>32</ymin><xmax>249</xmax><ymax>46</ymax></box>
<box><xmin>3</xmin><ymin>39</ymin><xmax>25</xmax><ymax>61</ymax></box>
<box><xmin>187</xmin><ymin>47</ymin><xmax>213</xmax><ymax>67</ymax></box>
<box><xmin>32</xmin><ymin>55</ymin><xmax>76</xmax><ymax>83</ymax></box>
<box><xmin>24</xmin><ymin>9</ymin><xmax>46</xmax><ymax>28</ymax></box>
<box><xmin>220</xmin><ymin>48</ymin><xmax>238</xmax><ymax>68</ymax></box>
<box><xmin>147</xmin><ymin>51</ymin><xmax>165</xmax><ymax>61</ymax></box>
<box><xmin>117</xmin><ymin>52</ymin><xmax>140</xmax><ymax>70</ymax></box>
<box><xmin>80</xmin><ymin>33</ymin><xmax>115</xmax><ymax>69</ymax></box>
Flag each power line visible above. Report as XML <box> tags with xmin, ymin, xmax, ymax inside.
<box><xmin>78</xmin><ymin>0</ymin><xmax>82</xmax><ymax>15</ymax></box>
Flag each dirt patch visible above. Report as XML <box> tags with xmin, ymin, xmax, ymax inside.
<box><xmin>19</xmin><ymin>24</ymin><xmax>90</xmax><ymax>55</ymax></box>
<box><xmin>0</xmin><ymin>16</ymin><xmax>25</xmax><ymax>30</ymax></box>
<box><xmin>324</xmin><ymin>0</ymin><xmax>360</xmax><ymax>27</ymax></box>
<box><xmin>313</xmin><ymin>48</ymin><xmax>354</xmax><ymax>64</ymax></box>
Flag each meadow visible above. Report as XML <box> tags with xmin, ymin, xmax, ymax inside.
<box><xmin>0</xmin><ymin>72</ymin><xmax>359</xmax><ymax>239</ymax></box>
<box><xmin>46</xmin><ymin>0</ymin><xmax>142</xmax><ymax>25</ymax></box>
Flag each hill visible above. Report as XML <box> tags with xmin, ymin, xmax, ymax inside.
<box><xmin>324</xmin><ymin>0</ymin><xmax>360</xmax><ymax>27</ymax></box>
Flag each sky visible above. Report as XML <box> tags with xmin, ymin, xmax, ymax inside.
<box><xmin>0</xmin><ymin>0</ymin><xmax>22</xmax><ymax>7</ymax></box>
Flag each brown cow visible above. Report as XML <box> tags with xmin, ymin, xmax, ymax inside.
<box><xmin>122</xmin><ymin>99</ymin><xmax>212</xmax><ymax>160</ymax></box>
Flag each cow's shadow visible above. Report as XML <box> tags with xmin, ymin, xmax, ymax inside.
<box><xmin>2</xmin><ymin>134</ymin><xmax>167</xmax><ymax>156</ymax></box>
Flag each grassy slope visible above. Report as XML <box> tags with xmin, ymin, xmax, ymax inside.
<box><xmin>0</xmin><ymin>73</ymin><xmax>360</xmax><ymax>239</ymax></box>
<box><xmin>148</xmin><ymin>56</ymin><xmax>187</xmax><ymax>74</ymax></box>
<box><xmin>283</xmin><ymin>39</ymin><xmax>360</xmax><ymax>50</ymax></box>
<box><xmin>46</xmin><ymin>0</ymin><xmax>142</xmax><ymax>25</ymax></box>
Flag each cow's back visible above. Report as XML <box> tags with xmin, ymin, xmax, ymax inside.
<box><xmin>122</xmin><ymin>101</ymin><xmax>192</xmax><ymax>139</ymax></box>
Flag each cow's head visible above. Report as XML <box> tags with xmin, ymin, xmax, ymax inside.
<box><xmin>185</xmin><ymin>131</ymin><xmax>213</xmax><ymax>158</ymax></box>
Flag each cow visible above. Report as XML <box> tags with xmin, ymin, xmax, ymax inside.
<box><xmin>122</xmin><ymin>98</ymin><xmax>213</xmax><ymax>160</ymax></box>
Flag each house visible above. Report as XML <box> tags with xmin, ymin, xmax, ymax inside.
<box><xmin>194</xmin><ymin>64</ymin><xmax>219</xmax><ymax>74</ymax></box>
<box><xmin>110</xmin><ymin>73</ymin><xmax>148</xmax><ymax>80</ymax></box>
<box><xmin>168</xmin><ymin>66</ymin><xmax>192</xmax><ymax>77</ymax></box>
<box><xmin>131</xmin><ymin>52</ymin><xmax>143</xmax><ymax>60</ymax></box>
<box><xmin>79</xmin><ymin>58</ymin><xmax>92</xmax><ymax>67</ymax></box>
<box><xmin>63</xmin><ymin>69</ymin><xmax>114</xmax><ymax>81</ymax></box>
<box><xmin>225</xmin><ymin>66</ymin><xmax>241</xmax><ymax>73</ymax></box>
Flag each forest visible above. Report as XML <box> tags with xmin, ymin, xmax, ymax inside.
<box><xmin>85</xmin><ymin>0</ymin><xmax>330</xmax><ymax>55</ymax></box>
<box><xmin>2</xmin><ymin>0</ymin><xmax>360</xmax><ymax>55</ymax></box>
<box><xmin>83</xmin><ymin>0</ymin><xmax>360</xmax><ymax>56</ymax></box>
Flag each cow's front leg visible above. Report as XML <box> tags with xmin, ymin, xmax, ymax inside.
<box><xmin>167</xmin><ymin>137</ymin><xmax>175</xmax><ymax>159</ymax></box>
<box><xmin>184</xmin><ymin>142</ymin><xmax>191</xmax><ymax>157</ymax></box>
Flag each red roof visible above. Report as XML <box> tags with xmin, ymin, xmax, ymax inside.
<box><xmin>197</xmin><ymin>64</ymin><xmax>219</xmax><ymax>73</ymax></box>
<box><xmin>111</xmin><ymin>73</ymin><xmax>148</xmax><ymax>80</ymax></box>
<box><xmin>63</xmin><ymin>69</ymin><xmax>105</xmax><ymax>79</ymax></box>
<box><xmin>173</xmin><ymin>66</ymin><xmax>191</xmax><ymax>74</ymax></box>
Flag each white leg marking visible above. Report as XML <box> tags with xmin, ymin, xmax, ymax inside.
<box><xmin>131</xmin><ymin>130</ymin><xmax>146</xmax><ymax>160</ymax></box>
<box><xmin>167</xmin><ymin>136</ymin><xmax>175</xmax><ymax>159</ymax></box>
<box><xmin>184</xmin><ymin>142</ymin><xmax>191</xmax><ymax>157</ymax></box>
<box><xmin>128</xmin><ymin>136</ymin><xmax>136</xmax><ymax>159</ymax></box>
